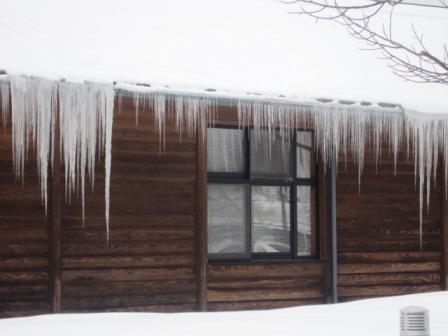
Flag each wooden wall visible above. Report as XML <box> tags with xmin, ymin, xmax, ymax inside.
<box><xmin>207</xmin><ymin>262</ymin><xmax>328</xmax><ymax>311</ymax></box>
<box><xmin>59</xmin><ymin>97</ymin><xmax>198</xmax><ymax>312</ymax></box>
<box><xmin>336</xmin><ymin>148</ymin><xmax>443</xmax><ymax>302</ymax></box>
<box><xmin>0</xmin><ymin>127</ymin><xmax>51</xmax><ymax>317</ymax></box>
<box><xmin>0</xmin><ymin>98</ymin><xmax>446</xmax><ymax>317</ymax></box>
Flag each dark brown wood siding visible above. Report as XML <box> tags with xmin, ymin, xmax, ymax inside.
<box><xmin>59</xmin><ymin>97</ymin><xmax>198</xmax><ymax>312</ymax></box>
<box><xmin>0</xmin><ymin>98</ymin><xmax>445</xmax><ymax>317</ymax></box>
<box><xmin>0</xmin><ymin>128</ymin><xmax>51</xmax><ymax>317</ymax></box>
<box><xmin>207</xmin><ymin>261</ymin><xmax>327</xmax><ymax>310</ymax></box>
<box><xmin>336</xmin><ymin>149</ymin><xmax>443</xmax><ymax>302</ymax></box>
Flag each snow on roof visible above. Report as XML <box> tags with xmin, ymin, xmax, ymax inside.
<box><xmin>0</xmin><ymin>291</ymin><xmax>447</xmax><ymax>336</ymax></box>
<box><xmin>114</xmin><ymin>81</ymin><xmax>403</xmax><ymax>112</ymax></box>
<box><xmin>0</xmin><ymin>0</ymin><xmax>447</xmax><ymax>114</ymax></box>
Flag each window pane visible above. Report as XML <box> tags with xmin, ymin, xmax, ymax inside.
<box><xmin>297</xmin><ymin>186</ymin><xmax>314</xmax><ymax>256</ymax></box>
<box><xmin>252</xmin><ymin>186</ymin><xmax>290</xmax><ymax>253</ymax></box>
<box><xmin>297</xmin><ymin>131</ymin><xmax>313</xmax><ymax>178</ymax></box>
<box><xmin>250</xmin><ymin>130</ymin><xmax>290</xmax><ymax>177</ymax></box>
<box><xmin>207</xmin><ymin>128</ymin><xmax>245</xmax><ymax>173</ymax></box>
<box><xmin>208</xmin><ymin>184</ymin><xmax>247</xmax><ymax>255</ymax></box>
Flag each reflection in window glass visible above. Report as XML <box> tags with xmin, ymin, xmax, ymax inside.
<box><xmin>207</xmin><ymin>128</ymin><xmax>245</xmax><ymax>173</ymax></box>
<box><xmin>208</xmin><ymin>184</ymin><xmax>247</xmax><ymax>255</ymax></box>
<box><xmin>250</xmin><ymin>130</ymin><xmax>290</xmax><ymax>177</ymax></box>
<box><xmin>297</xmin><ymin>131</ymin><xmax>312</xmax><ymax>147</ymax></box>
<box><xmin>297</xmin><ymin>131</ymin><xmax>313</xmax><ymax>178</ymax></box>
<box><xmin>297</xmin><ymin>186</ymin><xmax>313</xmax><ymax>256</ymax></box>
<box><xmin>252</xmin><ymin>186</ymin><xmax>290</xmax><ymax>253</ymax></box>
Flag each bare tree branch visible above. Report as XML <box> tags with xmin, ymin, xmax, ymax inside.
<box><xmin>281</xmin><ymin>0</ymin><xmax>448</xmax><ymax>84</ymax></box>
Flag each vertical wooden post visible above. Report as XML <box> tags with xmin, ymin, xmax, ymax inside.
<box><xmin>319</xmin><ymin>160</ymin><xmax>333</xmax><ymax>303</ymax></box>
<box><xmin>50</xmin><ymin>96</ymin><xmax>62</xmax><ymax>313</ymax></box>
<box><xmin>439</xmin><ymin>159</ymin><xmax>448</xmax><ymax>291</ymax></box>
<box><xmin>442</xmin><ymin>196</ymin><xmax>448</xmax><ymax>290</ymax></box>
<box><xmin>330</xmin><ymin>157</ymin><xmax>338</xmax><ymax>303</ymax></box>
<box><xmin>196</xmin><ymin>117</ymin><xmax>208</xmax><ymax>311</ymax></box>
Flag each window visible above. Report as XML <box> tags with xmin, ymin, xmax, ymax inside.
<box><xmin>207</xmin><ymin>126</ymin><xmax>317</xmax><ymax>261</ymax></box>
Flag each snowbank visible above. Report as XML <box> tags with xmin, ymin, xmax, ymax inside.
<box><xmin>0</xmin><ymin>291</ymin><xmax>447</xmax><ymax>336</ymax></box>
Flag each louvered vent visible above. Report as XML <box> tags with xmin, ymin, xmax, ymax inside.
<box><xmin>400</xmin><ymin>306</ymin><xmax>430</xmax><ymax>336</ymax></box>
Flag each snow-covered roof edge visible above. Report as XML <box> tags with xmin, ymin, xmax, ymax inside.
<box><xmin>0</xmin><ymin>73</ymin><xmax>446</xmax><ymax>248</ymax></box>
<box><xmin>114</xmin><ymin>81</ymin><xmax>404</xmax><ymax>113</ymax></box>
<box><xmin>1</xmin><ymin>71</ymin><xmax>404</xmax><ymax>114</ymax></box>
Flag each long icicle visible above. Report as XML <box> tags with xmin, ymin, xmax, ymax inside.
<box><xmin>9</xmin><ymin>76</ymin><xmax>57</xmax><ymax>213</ymax></box>
<box><xmin>4</xmin><ymin>75</ymin><xmax>115</xmax><ymax>240</ymax></box>
<box><xmin>128</xmin><ymin>88</ymin><xmax>448</xmax><ymax>251</ymax></box>
<box><xmin>58</xmin><ymin>81</ymin><xmax>115</xmax><ymax>239</ymax></box>
<box><xmin>0</xmin><ymin>79</ymin><xmax>10</xmax><ymax>128</ymax></box>
<box><xmin>234</xmin><ymin>99</ymin><xmax>448</xmax><ymax>250</ymax></box>
<box><xmin>3</xmin><ymin>76</ymin><xmax>448</xmax><ymax>248</ymax></box>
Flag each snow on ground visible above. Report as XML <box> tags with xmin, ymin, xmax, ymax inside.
<box><xmin>0</xmin><ymin>291</ymin><xmax>447</xmax><ymax>336</ymax></box>
<box><xmin>0</xmin><ymin>0</ymin><xmax>447</xmax><ymax>114</ymax></box>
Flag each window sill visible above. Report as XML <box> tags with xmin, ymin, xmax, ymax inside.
<box><xmin>208</xmin><ymin>257</ymin><xmax>325</xmax><ymax>266</ymax></box>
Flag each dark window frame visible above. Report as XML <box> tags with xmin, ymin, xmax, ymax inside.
<box><xmin>207</xmin><ymin>124</ymin><xmax>319</xmax><ymax>262</ymax></box>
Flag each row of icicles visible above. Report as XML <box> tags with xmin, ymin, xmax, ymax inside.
<box><xmin>0</xmin><ymin>75</ymin><xmax>447</xmax><ymax>246</ymax></box>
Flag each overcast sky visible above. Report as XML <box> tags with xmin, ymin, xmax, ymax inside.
<box><xmin>0</xmin><ymin>0</ymin><xmax>447</xmax><ymax>113</ymax></box>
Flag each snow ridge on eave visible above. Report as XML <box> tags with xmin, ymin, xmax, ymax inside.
<box><xmin>1</xmin><ymin>71</ymin><xmax>405</xmax><ymax>114</ymax></box>
<box><xmin>114</xmin><ymin>81</ymin><xmax>404</xmax><ymax>115</ymax></box>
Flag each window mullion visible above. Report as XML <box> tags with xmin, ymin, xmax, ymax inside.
<box><xmin>246</xmin><ymin>128</ymin><xmax>252</xmax><ymax>259</ymax></box>
<box><xmin>245</xmin><ymin>127</ymin><xmax>250</xmax><ymax>179</ymax></box>
<box><xmin>292</xmin><ymin>130</ymin><xmax>298</xmax><ymax>259</ymax></box>
<box><xmin>207</xmin><ymin>126</ymin><xmax>318</xmax><ymax>262</ymax></box>
<box><xmin>246</xmin><ymin>184</ymin><xmax>252</xmax><ymax>259</ymax></box>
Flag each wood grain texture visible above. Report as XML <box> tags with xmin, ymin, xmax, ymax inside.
<box><xmin>318</xmin><ymin>159</ymin><xmax>333</xmax><ymax>302</ymax></box>
<box><xmin>50</xmin><ymin>100</ymin><xmax>62</xmax><ymax>313</ymax></box>
<box><xmin>442</xmin><ymin>171</ymin><xmax>448</xmax><ymax>290</ymax></box>
<box><xmin>59</xmin><ymin>97</ymin><xmax>198</xmax><ymax>313</ymax></box>
<box><xmin>336</xmin><ymin>144</ymin><xmax>443</xmax><ymax>302</ymax></box>
<box><xmin>0</xmin><ymin>99</ymin><xmax>446</xmax><ymax>316</ymax></box>
<box><xmin>0</xmin><ymin>126</ymin><xmax>51</xmax><ymax>317</ymax></box>
<box><xmin>207</xmin><ymin>261</ymin><xmax>326</xmax><ymax>309</ymax></box>
<box><xmin>196</xmin><ymin>115</ymin><xmax>208</xmax><ymax>311</ymax></box>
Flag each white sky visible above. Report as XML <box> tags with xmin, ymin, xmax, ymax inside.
<box><xmin>0</xmin><ymin>0</ymin><xmax>447</xmax><ymax>113</ymax></box>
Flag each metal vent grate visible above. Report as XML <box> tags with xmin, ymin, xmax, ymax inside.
<box><xmin>400</xmin><ymin>306</ymin><xmax>430</xmax><ymax>336</ymax></box>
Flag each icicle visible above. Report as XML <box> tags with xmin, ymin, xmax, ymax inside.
<box><xmin>154</xmin><ymin>94</ymin><xmax>166</xmax><ymax>151</ymax></box>
<box><xmin>104</xmin><ymin>86</ymin><xmax>114</xmax><ymax>241</ymax></box>
<box><xmin>117</xmin><ymin>94</ymin><xmax>123</xmax><ymax>115</ymax></box>
<box><xmin>128</xmin><ymin>91</ymin><xmax>217</xmax><ymax>146</ymax></box>
<box><xmin>133</xmin><ymin>91</ymin><xmax>140</xmax><ymax>126</ymax></box>
<box><xmin>234</xmin><ymin>99</ymin><xmax>446</xmax><ymax>249</ymax></box>
<box><xmin>9</xmin><ymin>76</ymin><xmax>57</xmax><ymax>213</ymax></box>
<box><xmin>59</xmin><ymin>81</ymin><xmax>114</xmax><ymax>237</ymax></box>
<box><xmin>4</xmin><ymin>75</ymin><xmax>448</xmax><ymax>250</ymax></box>
<box><xmin>417</xmin><ymin>122</ymin><xmax>425</xmax><ymax>250</ymax></box>
<box><xmin>0</xmin><ymin>79</ymin><xmax>10</xmax><ymax>128</ymax></box>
